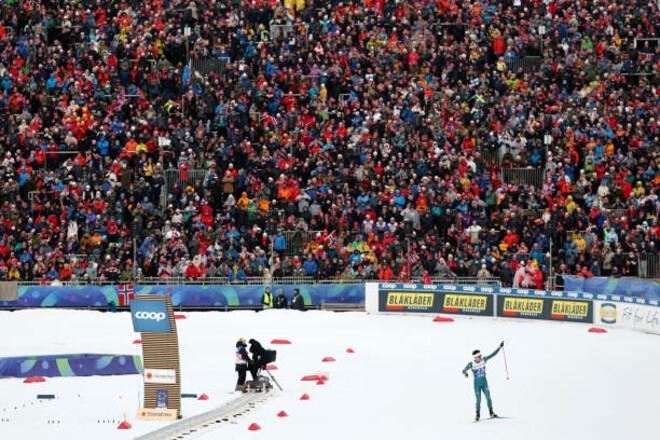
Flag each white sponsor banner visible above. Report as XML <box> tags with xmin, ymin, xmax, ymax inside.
<box><xmin>594</xmin><ymin>301</ymin><xmax>660</xmax><ymax>335</ymax></box>
<box><xmin>144</xmin><ymin>368</ymin><xmax>177</xmax><ymax>384</ymax></box>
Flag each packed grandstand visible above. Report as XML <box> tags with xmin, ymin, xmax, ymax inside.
<box><xmin>0</xmin><ymin>0</ymin><xmax>657</xmax><ymax>287</ymax></box>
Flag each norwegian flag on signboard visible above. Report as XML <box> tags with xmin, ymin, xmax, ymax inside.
<box><xmin>118</xmin><ymin>284</ymin><xmax>135</xmax><ymax>306</ymax></box>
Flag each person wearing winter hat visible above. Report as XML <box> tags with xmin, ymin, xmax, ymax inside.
<box><xmin>235</xmin><ymin>337</ymin><xmax>253</xmax><ymax>392</ymax></box>
<box><xmin>462</xmin><ymin>341</ymin><xmax>504</xmax><ymax>421</ymax></box>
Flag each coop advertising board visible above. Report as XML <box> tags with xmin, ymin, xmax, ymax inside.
<box><xmin>496</xmin><ymin>295</ymin><xmax>593</xmax><ymax>323</ymax></box>
<box><xmin>378</xmin><ymin>284</ymin><xmax>494</xmax><ymax>316</ymax></box>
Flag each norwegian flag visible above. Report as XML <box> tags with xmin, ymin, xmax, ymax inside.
<box><xmin>323</xmin><ymin>230</ymin><xmax>338</xmax><ymax>249</ymax></box>
<box><xmin>287</xmin><ymin>215</ymin><xmax>296</xmax><ymax>226</ymax></box>
<box><xmin>408</xmin><ymin>251</ymin><xmax>420</xmax><ymax>265</ymax></box>
<box><xmin>118</xmin><ymin>284</ymin><xmax>135</xmax><ymax>306</ymax></box>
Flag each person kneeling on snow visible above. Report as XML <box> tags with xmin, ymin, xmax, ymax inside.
<box><xmin>462</xmin><ymin>341</ymin><xmax>504</xmax><ymax>421</ymax></box>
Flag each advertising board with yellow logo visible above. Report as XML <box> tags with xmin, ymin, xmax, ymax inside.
<box><xmin>497</xmin><ymin>296</ymin><xmax>546</xmax><ymax>319</ymax></box>
<box><xmin>378</xmin><ymin>289</ymin><xmax>494</xmax><ymax>315</ymax></box>
<box><xmin>379</xmin><ymin>291</ymin><xmax>441</xmax><ymax>313</ymax></box>
<box><xmin>497</xmin><ymin>295</ymin><xmax>593</xmax><ymax>322</ymax></box>
<box><xmin>550</xmin><ymin>300</ymin><xmax>592</xmax><ymax>322</ymax></box>
<box><xmin>442</xmin><ymin>293</ymin><xmax>493</xmax><ymax>316</ymax></box>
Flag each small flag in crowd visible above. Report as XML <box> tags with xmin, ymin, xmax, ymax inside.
<box><xmin>323</xmin><ymin>231</ymin><xmax>338</xmax><ymax>248</ymax></box>
<box><xmin>118</xmin><ymin>285</ymin><xmax>134</xmax><ymax>306</ymax></box>
<box><xmin>409</xmin><ymin>251</ymin><xmax>420</xmax><ymax>265</ymax></box>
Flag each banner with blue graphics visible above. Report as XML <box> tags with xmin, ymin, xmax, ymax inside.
<box><xmin>563</xmin><ymin>277</ymin><xmax>660</xmax><ymax>301</ymax></box>
<box><xmin>0</xmin><ymin>353</ymin><xmax>142</xmax><ymax>378</ymax></box>
<box><xmin>0</xmin><ymin>284</ymin><xmax>365</xmax><ymax>308</ymax></box>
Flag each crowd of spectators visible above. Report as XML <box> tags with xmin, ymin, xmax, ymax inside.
<box><xmin>0</xmin><ymin>0</ymin><xmax>658</xmax><ymax>288</ymax></box>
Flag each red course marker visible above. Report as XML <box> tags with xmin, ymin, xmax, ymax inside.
<box><xmin>322</xmin><ymin>357</ymin><xmax>336</xmax><ymax>362</ymax></box>
<box><xmin>23</xmin><ymin>376</ymin><xmax>46</xmax><ymax>383</ymax></box>
<box><xmin>588</xmin><ymin>327</ymin><xmax>607</xmax><ymax>333</ymax></box>
<box><xmin>271</xmin><ymin>339</ymin><xmax>291</xmax><ymax>344</ymax></box>
<box><xmin>248</xmin><ymin>423</ymin><xmax>261</xmax><ymax>431</ymax></box>
<box><xmin>301</xmin><ymin>375</ymin><xmax>320</xmax><ymax>381</ymax></box>
<box><xmin>277</xmin><ymin>411</ymin><xmax>288</xmax><ymax>417</ymax></box>
<box><xmin>300</xmin><ymin>393</ymin><xmax>310</xmax><ymax>400</ymax></box>
<box><xmin>132</xmin><ymin>339</ymin><xmax>142</xmax><ymax>344</ymax></box>
<box><xmin>174</xmin><ymin>314</ymin><xmax>187</xmax><ymax>320</ymax></box>
<box><xmin>266</xmin><ymin>365</ymin><xmax>278</xmax><ymax>370</ymax></box>
<box><xmin>197</xmin><ymin>393</ymin><xmax>209</xmax><ymax>400</ymax></box>
<box><xmin>346</xmin><ymin>348</ymin><xmax>355</xmax><ymax>353</ymax></box>
<box><xmin>117</xmin><ymin>421</ymin><xmax>132</xmax><ymax>430</ymax></box>
<box><xmin>433</xmin><ymin>316</ymin><xmax>454</xmax><ymax>322</ymax></box>
<box><xmin>316</xmin><ymin>380</ymin><xmax>325</xmax><ymax>385</ymax></box>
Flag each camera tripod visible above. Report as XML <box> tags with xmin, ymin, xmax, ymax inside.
<box><xmin>261</xmin><ymin>367</ymin><xmax>283</xmax><ymax>391</ymax></box>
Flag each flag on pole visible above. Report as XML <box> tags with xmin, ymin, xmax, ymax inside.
<box><xmin>118</xmin><ymin>284</ymin><xmax>135</xmax><ymax>306</ymax></box>
<box><xmin>408</xmin><ymin>251</ymin><xmax>420</xmax><ymax>265</ymax></box>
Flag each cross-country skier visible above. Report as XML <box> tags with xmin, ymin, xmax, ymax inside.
<box><xmin>462</xmin><ymin>341</ymin><xmax>504</xmax><ymax>421</ymax></box>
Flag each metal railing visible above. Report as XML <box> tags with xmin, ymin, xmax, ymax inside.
<box><xmin>506</xmin><ymin>56</ymin><xmax>543</xmax><ymax>73</ymax></box>
<box><xmin>274</xmin><ymin>230</ymin><xmax>324</xmax><ymax>256</ymax></box>
<box><xmin>501</xmin><ymin>167</ymin><xmax>545</xmax><ymax>189</ymax></box>
<box><xmin>15</xmin><ymin>276</ymin><xmax>500</xmax><ymax>287</ymax></box>
<box><xmin>189</xmin><ymin>56</ymin><xmax>230</xmax><ymax>80</ymax></box>
<box><xmin>270</xmin><ymin>24</ymin><xmax>306</xmax><ymax>40</ymax></box>
<box><xmin>28</xmin><ymin>191</ymin><xmax>55</xmax><ymax>211</ymax></box>
<box><xmin>639</xmin><ymin>254</ymin><xmax>659</xmax><ymax>278</ymax></box>
<box><xmin>164</xmin><ymin>168</ymin><xmax>210</xmax><ymax>191</ymax></box>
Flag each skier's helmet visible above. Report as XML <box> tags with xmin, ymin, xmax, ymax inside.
<box><xmin>472</xmin><ymin>349</ymin><xmax>481</xmax><ymax>359</ymax></box>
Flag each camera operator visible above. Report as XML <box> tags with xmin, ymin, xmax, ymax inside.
<box><xmin>235</xmin><ymin>337</ymin><xmax>255</xmax><ymax>391</ymax></box>
<box><xmin>248</xmin><ymin>338</ymin><xmax>267</xmax><ymax>377</ymax></box>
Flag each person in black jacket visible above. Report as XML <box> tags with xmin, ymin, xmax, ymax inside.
<box><xmin>291</xmin><ymin>288</ymin><xmax>305</xmax><ymax>310</ymax></box>
<box><xmin>248</xmin><ymin>338</ymin><xmax>267</xmax><ymax>377</ymax></box>
<box><xmin>274</xmin><ymin>289</ymin><xmax>288</xmax><ymax>308</ymax></box>
<box><xmin>235</xmin><ymin>337</ymin><xmax>252</xmax><ymax>391</ymax></box>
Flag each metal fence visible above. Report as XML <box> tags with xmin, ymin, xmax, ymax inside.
<box><xmin>164</xmin><ymin>168</ymin><xmax>210</xmax><ymax>191</ymax></box>
<box><xmin>274</xmin><ymin>230</ymin><xmax>324</xmax><ymax>256</ymax></box>
<box><xmin>189</xmin><ymin>56</ymin><xmax>230</xmax><ymax>80</ymax></box>
<box><xmin>639</xmin><ymin>254</ymin><xmax>659</xmax><ymax>278</ymax></box>
<box><xmin>15</xmin><ymin>276</ymin><xmax>501</xmax><ymax>287</ymax></box>
<box><xmin>501</xmin><ymin>168</ymin><xmax>545</xmax><ymax>189</ymax></box>
<box><xmin>270</xmin><ymin>24</ymin><xmax>306</xmax><ymax>40</ymax></box>
<box><xmin>506</xmin><ymin>56</ymin><xmax>543</xmax><ymax>73</ymax></box>
<box><xmin>28</xmin><ymin>191</ymin><xmax>55</xmax><ymax>211</ymax></box>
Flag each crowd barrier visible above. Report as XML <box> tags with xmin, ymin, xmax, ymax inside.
<box><xmin>365</xmin><ymin>283</ymin><xmax>660</xmax><ymax>335</ymax></box>
<box><xmin>0</xmin><ymin>284</ymin><xmax>365</xmax><ymax>308</ymax></box>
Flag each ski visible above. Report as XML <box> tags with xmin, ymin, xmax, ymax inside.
<box><xmin>473</xmin><ymin>415</ymin><xmax>511</xmax><ymax>423</ymax></box>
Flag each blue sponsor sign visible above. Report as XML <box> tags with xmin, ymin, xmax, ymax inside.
<box><xmin>130</xmin><ymin>300</ymin><xmax>171</xmax><ymax>333</ymax></box>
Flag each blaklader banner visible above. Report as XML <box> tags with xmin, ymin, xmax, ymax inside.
<box><xmin>378</xmin><ymin>284</ymin><xmax>494</xmax><ymax>316</ymax></box>
<box><xmin>496</xmin><ymin>295</ymin><xmax>593</xmax><ymax>323</ymax></box>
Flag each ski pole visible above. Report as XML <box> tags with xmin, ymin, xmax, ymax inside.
<box><xmin>502</xmin><ymin>346</ymin><xmax>509</xmax><ymax>380</ymax></box>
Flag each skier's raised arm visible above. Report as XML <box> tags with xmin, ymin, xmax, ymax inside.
<box><xmin>484</xmin><ymin>341</ymin><xmax>504</xmax><ymax>363</ymax></box>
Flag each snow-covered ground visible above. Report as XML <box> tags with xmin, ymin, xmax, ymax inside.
<box><xmin>0</xmin><ymin>309</ymin><xmax>658</xmax><ymax>440</ymax></box>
